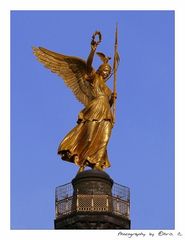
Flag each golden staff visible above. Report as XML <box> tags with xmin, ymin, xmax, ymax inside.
<box><xmin>113</xmin><ymin>23</ymin><xmax>119</xmax><ymax>124</ymax></box>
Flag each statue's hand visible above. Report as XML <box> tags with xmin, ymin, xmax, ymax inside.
<box><xmin>111</xmin><ymin>92</ymin><xmax>117</xmax><ymax>100</ymax></box>
<box><xmin>110</xmin><ymin>92</ymin><xmax>117</xmax><ymax>107</ymax></box>
<box><xmin>91</xmin><ymin>39</ymin><xmax>98</xmax><ymax>51</ymax></box>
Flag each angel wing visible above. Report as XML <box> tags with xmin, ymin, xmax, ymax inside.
<box><xmin>32</xmin><ymin>47</ymin><xmax>94</xmax><ymax>106</ymax></box>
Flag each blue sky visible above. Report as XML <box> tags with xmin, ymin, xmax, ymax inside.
<box><xmin>11</xmin><ymin>11</ymin><xmax>174</xmax><ymax>229</ymax></box>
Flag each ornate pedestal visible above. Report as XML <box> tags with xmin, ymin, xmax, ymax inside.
<box><xmin>54</xmin><ymin>170</ymin><xmax>130</xmax><ymax>229</ymax></box>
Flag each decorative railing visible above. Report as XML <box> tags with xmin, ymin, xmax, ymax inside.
<box><xmin>55</xmin><ymin>182</ymin><xmax>130</xmax><ymax>219</ymax></box>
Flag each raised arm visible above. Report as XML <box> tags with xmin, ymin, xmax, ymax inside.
<box><xmin>86</xmin><ymin>31</ymin><xmax>102</xmax><ymax>74</ymax></box>
<box><xmin>86</xmin><ymin>44</ymin><xmax>96</xmax><ymax>73</ymax></box>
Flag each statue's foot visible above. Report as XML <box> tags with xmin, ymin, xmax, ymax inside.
<box><xmin>74</xmin><ymin>155</ymin><xmax>79</xmax><ymax>165</ymax></box>
<box><xmin>93</xmin><ymin>162</ymin><xmax>103</xmax><ymax>171</ymax></box>
<box><xmin>77</xmin><ymin>165</ymin><xmax>85</xmax><ymax>173</ymax></box>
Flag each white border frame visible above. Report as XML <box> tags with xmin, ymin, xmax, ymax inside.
<box><xmin>1</xmin><ymin>1</ymin><xmax>184</xmax><ymax>240</ymax></box>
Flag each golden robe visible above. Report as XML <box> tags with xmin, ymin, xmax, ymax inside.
<box><xmin>58</xmin><ymin>73</ymin><xmax>113</xmax><ymax>169</ymax></box>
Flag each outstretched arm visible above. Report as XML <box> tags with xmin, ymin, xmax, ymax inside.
<box><xmin>86</xmin><ymin>31</ymin><xmax>102</xmax><ymax>74</ymax></box>
<box><xmin>86</xmin><ymin>43</ymin><xmax>97</xmax><ymax>74</ymax></box>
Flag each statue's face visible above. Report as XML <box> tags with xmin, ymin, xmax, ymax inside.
<box><xmin>101</xmin><ymin>68</ymin><xmax>111</xmax><ymax>79</ymax></box>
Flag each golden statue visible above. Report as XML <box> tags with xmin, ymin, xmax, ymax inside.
<box><xmin>33</xmin><ymin>28</ymin><xmax>119</xmax><ymax>173</ymax></box>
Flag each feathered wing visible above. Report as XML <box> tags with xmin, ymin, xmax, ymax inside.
<box><xmin>32</xmin><ymin>47</ymin><xmax>93</xmax><ymax>106</ymax></box>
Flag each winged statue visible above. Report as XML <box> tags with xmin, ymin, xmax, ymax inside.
<box><xmin>33</xmin><ymin>31</ymin><xmax>119</xmax><ymax>173</ymax></box>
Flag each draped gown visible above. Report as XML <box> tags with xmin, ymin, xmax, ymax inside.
<box><xmin>58</xmin><ymin>72</ymin><xmax>113</xmax><ymax>169</ymax></box>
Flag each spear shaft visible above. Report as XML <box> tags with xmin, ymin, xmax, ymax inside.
<box><xmin>113</xmin><ymin>24</ymin><xmax>118</xmax><ymax>124</ymax></box>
